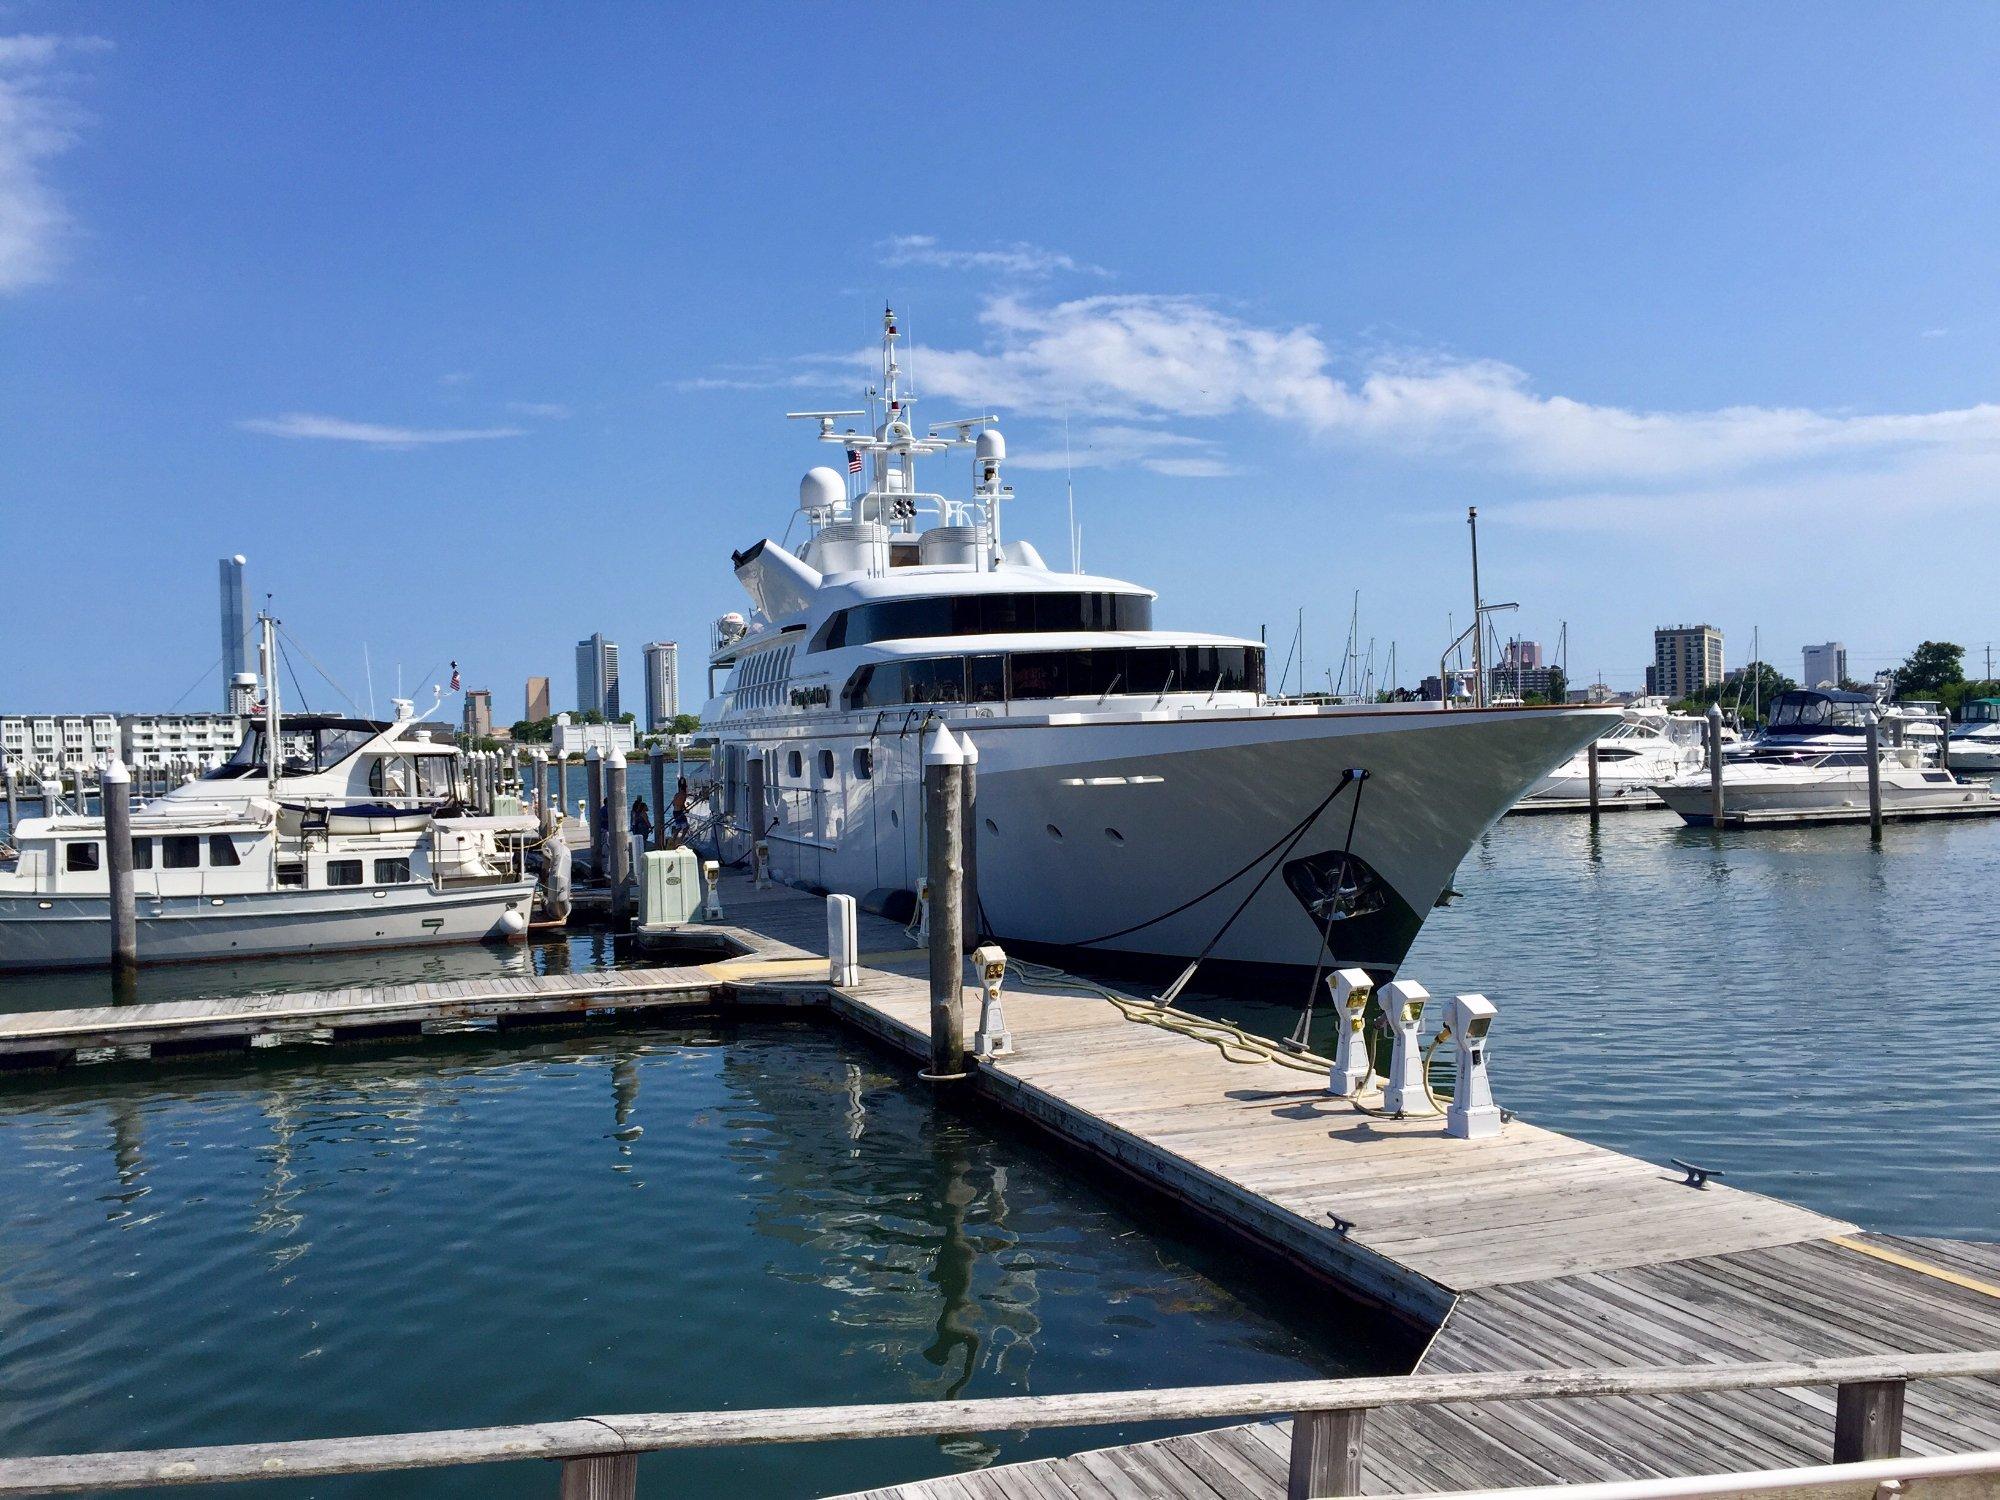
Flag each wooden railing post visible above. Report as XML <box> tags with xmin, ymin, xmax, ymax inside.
<box><xmin>559</xmin><ymin>1452</ymin><xmax>636</xmax><ymax>1499</ymax></box>
<box><xmin>1834</xmin><ymin>1377</ymin><xmax>1905</xmax><ymax>1462</ymax></box>
<box><xmin>1289</xmin><ymin>1406</ymin><xmax>1367</xmax><ymax>1499</ymax></box>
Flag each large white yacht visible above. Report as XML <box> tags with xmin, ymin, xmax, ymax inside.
<box><xmin>694</xmin><ymin>310</ymin><xmax>1613</xmax><ymax>984</ymax></box>
<box><xmin>0</xmin><ymin>620</ymin><xmax>536</xmax><ymax>971</ymax></box>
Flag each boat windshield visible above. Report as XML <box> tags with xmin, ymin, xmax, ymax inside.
<box><xmin>202</xmin><ymin>722</ymin><xmax>381</xmax><ymax>780</ymax></box>
<box><xmin>1768</xmin><ymin>692</ymin><xmax>1871</xmax><ymax>730</ymax></box>
<box><xmin>1963</xmin><ymin>699</ymin><xmax>2000</xmax><ymax>725</ymax></box>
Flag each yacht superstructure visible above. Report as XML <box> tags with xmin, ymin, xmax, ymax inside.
<box><xmin>0</xmin><ymin>619</ymin><xmax>535</xmax><ymax>971</ymax></box>
<box><xmin>698</xmin><ymin>310</ymin><xmax>1615</xmax><ymax>983</ymax></box>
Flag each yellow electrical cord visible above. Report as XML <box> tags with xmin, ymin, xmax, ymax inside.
<box><xmin>1005</xmin><ymin>956</ymin><xmax>1332</xmax><ymax>1076</ymax></box>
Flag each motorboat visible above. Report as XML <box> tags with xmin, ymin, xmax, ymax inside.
<box><xmin>1517</xmin><ymin>699</ymin><xmax>1702</xmax><ymax>809</ymax></box>
<box><xmin>0</xmin><ymin>618</ymin><xmax>536</xmax><ymax>971</ymax></box>
<box><xmin>1731</xmin><ymin>689</ymin><xmax>1942</xmax><ymax>765</ymax></box>
<box><xmin>1653</xmin><ymin>746</ymin><xmax>2000</xmax><ymax>826</ymax></box>
<box><xmin>693</xmin><ymin>308</ymin><xmax>1616</xmax><ymax>984</ymax></box>
<box><xmin>1947</xmin><ymin>697</ymin><xmax>2000</xmax><ymax>775</ymax></box>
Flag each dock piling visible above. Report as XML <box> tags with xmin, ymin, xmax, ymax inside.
<box><xmin>5</xmin><ymin>766</ymin><xmax>17</xmax><ymax>832</ymax></box>
<box><xmin>1586</xmin><ymin>741</ymin><xmax>1600</xmax><ymax>822</ymax></box>
<box><xmin>585</xmin><ymin>748</ymin><xmax>604</xmax><ymax>878</ymax></box>
<box><xmin>544</xmin><ymin>754</ymin><xmax>562</xmax><ymax>838</ymax></box>
<box><xmin>746</xmin><ymin>756</ymin><xmax>767</xmax><ymax>885</ymax></box>
<box><xmin>103</xmin><ymin>758</ymin><xmax>137</xmax><ymax>977</ymax></box>
<box><xmin>607</xmin><ymin>754</ymin><xmax>630</xmax><ymax>925</ymax></box>
<box><xmin>1834</xmin><ymin>1377</ymin><xmax>1906</xmax><ymax>1462</ymax></box>
<box><xmin>1288</xmin><ymin>1405</ymin><xmax>1367</xmax><ymax>1499</ymax></box>
<box><xmin>648</xmin><ymin>743</ymin><xmax>666</xmax><ymax>852</ymax></box>
<box><xmin>921</xmin><ymin>724</ymin><xmax>967</xmax><ymax>1081</ymax></box>
<box><xmin>1706</xmin><ymin>704</ymin><xmax>1726</xmax><ymax>827</ymax></box>
<box><xmin>1866</xmin><ymin>712</ymin><xmax>1884</xmax><ymax>842</ymax></box>
<box><xmin>959</xmin><ymin>733</ymin><xmax>980</xmax><ymax>948</ymax></box>
<box><xmin>558</xmin><ymin>1452</ymin><xmax>637</xmax><ymax>1499</ymax></box>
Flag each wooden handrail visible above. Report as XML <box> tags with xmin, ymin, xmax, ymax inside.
<box><xmin>0</xmin><ymin>1351</ymin><xmax>1994</xmax><ymax>1495</ymax></box>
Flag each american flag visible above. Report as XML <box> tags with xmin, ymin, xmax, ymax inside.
<box><xmin>449</xmin><ymin>661</ymin><xmax>461</xmax><ymax>691</ymax></box>
<box><xmin>846</xmin><ymin>449</ymin><xmax>863</xmax><ymax>475</ymax></box>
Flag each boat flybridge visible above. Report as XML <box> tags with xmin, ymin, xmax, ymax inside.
<box><xmin>695</xmin><ymin>309</ymin><xmax>1616</xmax><ymax>986</ymax></box>
<box><xmin>0</xmin><ymin>616</ymin><xmax>536</xmax><ymax>971</ymax></box>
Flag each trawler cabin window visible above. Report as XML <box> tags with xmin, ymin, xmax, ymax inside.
<box><xmin>370</xmin><ymin>757</ymin><xmax>414</xmax><ymax>797</ymax></box>
<box><xmin>162</xmin><ymin>836</ymin><xmax>200</xmax><ymax>869</ymax></box>
<box><xmin>65</xmin><ymin>842</ymin><xmax>100</xmax><ymax>873</ymax></box>
<box><xmin>132</xmin><ymin>838</ymin><xmax>154</xmax><ymax>869</ymax></box>
<box><xmin>209</xmin><ymin>836</ymin><xmax>241</xmax><ymax>867</ymax></box>
<box><xmin>326</xmin><ymin>859</ymin><xmax>364</xmax><ymax>887</ymax></box>
<box><xmin>374</xmin><ymin>857</ymin><xmax>411</xmax><ymax>883</ymax></box>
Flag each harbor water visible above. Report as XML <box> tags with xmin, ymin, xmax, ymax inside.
<box><xmin>2</xmin><ymin>798</ymin><xmax>1997</xmax><ymax>1493</ymax></box>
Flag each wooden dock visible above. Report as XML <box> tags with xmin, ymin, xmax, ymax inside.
<box><xmin>3</xmin><ymin>874</ymin><xmax>1997</xmax><ymax>1498</ymax></box>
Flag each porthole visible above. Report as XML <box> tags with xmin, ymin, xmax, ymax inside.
<box><xmin>1046</xmin><ymin>824</ymin><xmax>1064</xmax><ymax>841</ymax></box>
<box><xmin>889</xmin><ymin>809</ymin><xmax>900</xmax><ymax>828</ymax></box>
<box><xmin>1105</xmin><ymin>827</ymin><xmax>1125</xmax><ymax>845</ymax></box>
<box><xmin>983</xmin><ymin>817</ymin><xmax>998</xmax><ymax>836</ymax></box>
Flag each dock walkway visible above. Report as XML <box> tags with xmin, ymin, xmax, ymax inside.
<box><xmin>4</xmin><ymin>876</ymin><xmax>1995</xmax><ymax>1496</ymax></box>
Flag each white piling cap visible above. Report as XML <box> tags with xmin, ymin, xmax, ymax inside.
<box><xmin>586</xmin><ymin>745</ymin><xmax>601</xmax><ymax>761</ymax></box>
<box><xmin>103</xmin><ymin>758</ymin><xmax>130</xmax><ymax>784</ymax></box>
<box><xmin>924</xmin><ymin>723</ymin><xmax>966</xmax><ymax>766</ymax></box>
<box><xmin>1706</xmin><ymin>703</ymin><xmax>1723</xmax><ymax>722</ymax></box>
<box><xmin>959</xmin><ymin>732</ymin><xmax>978</xmax><ymax>764</ymax></box>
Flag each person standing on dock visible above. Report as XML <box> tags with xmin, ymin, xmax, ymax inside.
<box><xmin>629</xmin><ymin>796</ymin><xmax>653</xmax><ymax>854</ymax></box>
<box><xmin>670</xmin><ymin>777</ymin><xmax>691</xmax><ymax>844</ymax></box>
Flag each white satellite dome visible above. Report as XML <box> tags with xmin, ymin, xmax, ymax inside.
<box><xmin>975</xmin><ymin>427</ymin><xmax>1005</xmax><ymax>462</ymax></box>
<box><xmin>799</xmin><ymin>467</ymin><xmax>846</xmax><ymax>511</ymax></box>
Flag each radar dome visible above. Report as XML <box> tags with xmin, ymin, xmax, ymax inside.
<box><xmin>800</xmin><ymin>467</ymin><xmax>846</xmax><ymax>511</ymax></box>
<box><xmin>975</xmin><ymin>428</ymin><xmax>1006</xmax><ymax>462</ymax></box>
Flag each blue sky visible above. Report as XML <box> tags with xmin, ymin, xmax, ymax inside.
<box><xmin>5</xmin><ymin>3</ymin><xmax>1999</xmax><ymax>715</ymax></box>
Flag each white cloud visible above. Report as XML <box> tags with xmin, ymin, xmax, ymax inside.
<box><xmin>898</xmin><ymin>293</ymin><xmax>2000</xmax><ymax>491</ymax></box>
<box><xmin>0</xmin><ymin>33</ymin><xmax>111</xmax><ymax>294</ymax></box>
<box><xmin>1008</xmin><ymin>423</ymin><xmax>1236</xmax><ymax>478</ymax></box>
<box><xmin>879</xmin><ymin>234</ymin><xmax>1111</xmax><ymax>279</ymax></box>
<box><xmin>506</xmin><ymin>401</ymin><xmax>571</xmax><ymax>419</ymax></box>
<box><xmin>239</xmin><ymin>413</ymin><xmax>526</xmax><ymax>447</ymax></box>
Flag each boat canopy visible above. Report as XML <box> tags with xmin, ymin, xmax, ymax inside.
<box><xmin>1767</xmin><ymin>689</ymin><xmax>1875</xmax><ymax>730</ymax></box>
<box><xmin>1961</xmin><ymin>697</ymin><xmax>2000</xmax><ymax>724</ymax></box>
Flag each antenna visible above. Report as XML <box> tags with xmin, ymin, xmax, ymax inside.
<box><xmin>363</xmin><ymin>643</ymin><xmax>376</xmax><ymax>721</ymax></box>
<box><xmin>1064</xmin><ymin>412</ymin><xmax>1078</xmax><ymax>573</ymax></box>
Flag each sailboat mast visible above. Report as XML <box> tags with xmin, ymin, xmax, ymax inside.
<box><xmin>260</xmin><ymin>612</ymin><xmax>280</xmax><ymax>792</ymax></box>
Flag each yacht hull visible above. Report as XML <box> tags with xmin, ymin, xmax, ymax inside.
<box><xmin>728</xmin><ymin>705</ymin><xmax>1609</xmax><ymax>982</ymax></box>
<box><xmin>1654</xmin><ymin>774</ymin><xmax>1998</xmax><ymax>824</ymax></box>
<box><xmin>0</xmin><ymin>881</ymin><xmax>534</xmax><ymax>971</ymax></box>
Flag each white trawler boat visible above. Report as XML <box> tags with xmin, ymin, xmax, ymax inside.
<box><xmin>0</xmin><ymin>618</ymin><xmax>536</xmax><ymax>971</ymax></box>
<box><xmin>695</xmin><ymin>309</ymin><xmax>1614</xmax><ymax>983</ymax></box>
<box><xmin>1947</xmin><ymin>698</ymin><xmax>2000</xmax><ymax>775</ymax></box>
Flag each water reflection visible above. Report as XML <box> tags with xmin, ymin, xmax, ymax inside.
<box><xmin>0</xmin><ymin>1026</ymin><xmax>1380</xmax><ymax>1498</ymax></box>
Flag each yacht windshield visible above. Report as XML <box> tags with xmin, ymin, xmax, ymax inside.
<box><xmin>200</xmin><ymin>721</ymin><xmax>382</xmax><ymax>779</ymax></box>
<box><xmin>1769</xmin><ymin>693</ymin><xmax>1870</xmax><ymax>730</ymax></box>
<box><xmin>840</xmin><ymin>644</ymin><xmax>1264</xmax><ymax>711</ymax></box>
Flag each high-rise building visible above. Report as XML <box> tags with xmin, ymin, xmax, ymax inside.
<box><xmin>1802</xmin><ymin>642</ymin><xmax>1848</xmax><ymax>690</ymax></box>
<box><xmin>525</xmin><ymin>676</ymin><xmax>550</xmax><ymax>722</ymax></box>
<box><xmin>1501</xmin><ymin>639</ymin><xmax>1543</xmax><ymax>671</ymax></box>
<box><xmin>574</xmin><ymin>634</ymin><xmax>621</xmax><ymax>717</ymax></box>
<box><xmin>643</xmin><ymin>642</ymin><xmax>680</xmax><ymax>731</ymax></box>
<box><xmin>462</xmin><ymin>689</ymin><xmax>493</xmax><ymax>741</ymax></box>
<box><xmin>218</xmin><ymin>555</ymin><xmax>252</xmax><ymax>709</ymax></box>
<box><xmin>1653</xmin><ymin>624</ymin><xmax>1725</xmax><ymax>701</ymax></box>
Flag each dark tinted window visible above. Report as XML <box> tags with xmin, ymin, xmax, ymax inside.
<box><xmin>65</xmin><ymin>841</ymin><xmax>100</xmax><ymax>872</ymax></box>
<box><xmin>812</xmin><ymin>592</ymin><xmax>1153</xmax><ymax>651</ymax></box>
<box><xmin>162</xmin><ymin>835</ymin><xmax>200</xmax><ymax>869</ymax></box>
<box><xmin>373</xmin><ymin>857</ymin><xmax>411</xmax><ymax>883</ymax></box>
<box><xmin>841</xmin><ymin>645</ymin><xmax>1263</xmax><ymax>711</ymax></box>
<box><xmin>326</xmin><ymin>859</ymin><xmax>364</xmax><ymax>887</ymax></box>
<box><xmin>208</xmin><ymin>835</ymin><xmax>241</xmax><ymax>867</ymax></box>
<box><xmin>132</xmin><ymin>838</ymin><xmax>154</xmax><ymax>869</ymax></box>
